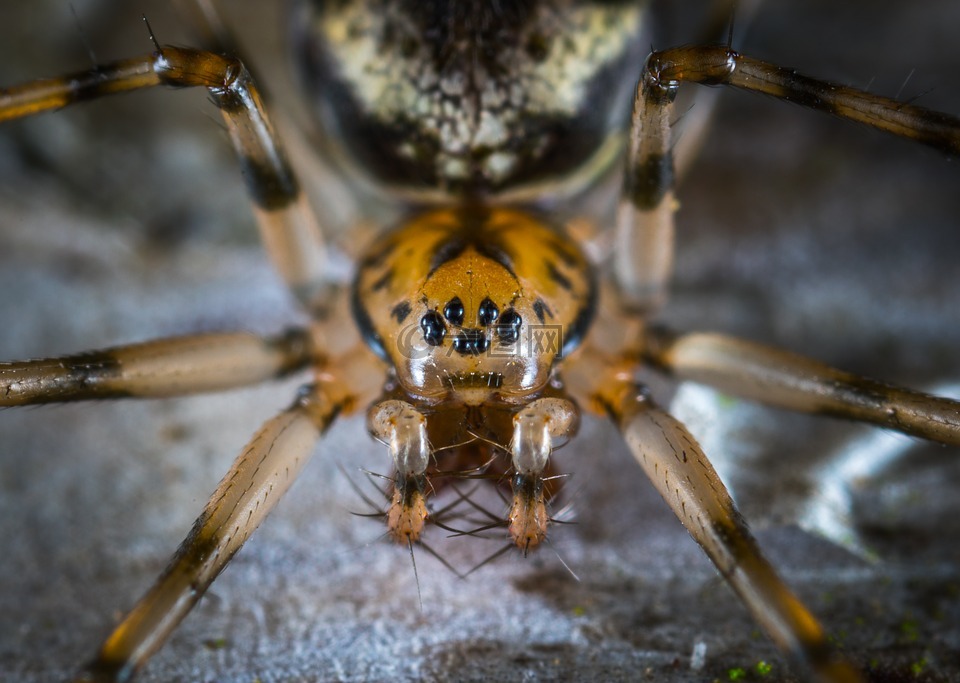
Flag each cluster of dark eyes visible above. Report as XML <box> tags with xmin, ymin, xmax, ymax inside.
<box><xmin>419</xmin><ymin>296</ymin><xmax>522</xmax><ymax>354</ymax></box>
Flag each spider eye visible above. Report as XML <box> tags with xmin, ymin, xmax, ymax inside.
<box><xmin>452</xmin><ymin>330</ymin><xmax>489</xmax><ymax>356</ymax></box>
<box><xmin>419</xmin><ymin>311</ymin><xmax>446</xmax><ymax>346</ymax></box>
<box><xmin>443</xmin><ymin>296</ymin><xmax>465</xmax><ymax>326</ymax></box>
<box><xmin>496</xmin><ymin>308</ymin><xmax>522</xmax><ymax>344</ymax></box>
<box><xmin>477</xmin><ymin>297</ymin><xmax>499</xmax><ymax>326</ymax></box>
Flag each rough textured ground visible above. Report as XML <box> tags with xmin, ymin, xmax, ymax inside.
<box><xmin>1</xmin><ymin>1</ymin><xmax>959</xmax><ymax>682</ymax></box>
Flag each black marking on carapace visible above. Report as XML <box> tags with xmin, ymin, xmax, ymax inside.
<box><xmin>532</xmin><ymin>298</ymin><xmax>553</xmax><ymax>325</ymax></box>
<box><xmin>547</xmin><ymin>238</ymin><xmax>580</xmax><ymax>268</ymax></box>
<box><xmin>350</xmin><ymin>284</ymin><xmax>387</xmax><ymax>359</ymax></box>
<box><xmin>545</xmin><ymin>261</ymin><xmax>573</xmax><ymax>291</ymax></box>
<box><xmin>391</xmin><ymin>300</ymin><xmax>412</xmax><ymax>324</ymax></box>
<box><xmin>426</xmin><ymin>231</ymin><xmax>517</xmax><ymax>280</ymax></box>
<box><xmin>559</xmin><ymin>260</ymin><xmax>598</xmax><ymax>358</ymax></box>
<box><xmin>362</xmin><ymin>240</ymin><xmax>398</xmax><ymax>270</ymax></box>
<box><xmin>474</xmin><ymin>241</ymin><xmax>517</xmax><ymax>279</ymax></box>
<box><xmin>427</xmin><ymin>237</ymin><xmax>468</xmax><ymax>277</ymax></box>
<box><xmin>369</xmin><ymin>268</ymin><xmax>394</xmax><ymax>292</ymax></box>
<box><xmin>236</xmin><ymin>154</ymin><xmax>299</xmax><ymax>211</ymax></box>
<box><xmin>629</xmin><ymin>151</ymin><xmax>674</xmax><ymax>211</ymax></box>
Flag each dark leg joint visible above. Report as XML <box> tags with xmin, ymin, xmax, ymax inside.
<box><xmin>152</xmin><ymin>46</ymin><xmax>239</xmax><ymax>90</ymax></box>
<box><xmin>644</xmin><ymin>45</ymin><xmax>739</xmax><ymax>93</ymax></box>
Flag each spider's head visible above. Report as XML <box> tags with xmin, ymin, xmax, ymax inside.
<box><xmin>400</xmin><ymin>277</ymin><xmax>543</xmax><ymax>404</ymax></box>
<box><xmin>353</xmin><ymin>208</ymin><xmax>596</xmax><ymax>404</ymax></box>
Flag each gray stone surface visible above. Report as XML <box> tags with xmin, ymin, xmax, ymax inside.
<box><xmin>1</xmin><ymin>1</ymin><xmax>959</xmax><ymax>681</ymax></box>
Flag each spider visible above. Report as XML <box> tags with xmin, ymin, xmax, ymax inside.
<box><xmin>1</xmin><ymin>1</ymin><xmax>960</xmax><ymax>682</ymax></box>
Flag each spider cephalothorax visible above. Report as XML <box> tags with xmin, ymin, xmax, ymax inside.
<box><xmin>354</xmin><ymin>207</ymin><xmax>595</xmax><ymax>401</ymax></box>
<box><xmin>355</xmin><ymin>207</ymin><xmax>591</xmax><ymax>546</ymax></box>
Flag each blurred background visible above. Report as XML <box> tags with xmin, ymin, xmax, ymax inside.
<box><xmin>0</xmin><ymin>1</ymin><xmax>958</xmax><ymax>681</ymax></box>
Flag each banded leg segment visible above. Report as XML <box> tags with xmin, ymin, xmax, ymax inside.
<box><xmin>0</xmin><ymin>329</ymin><xmax>311</xmax><ymax>405</ymax></box>
<box><xmin>642</xmin><ymin>326</ymin><xmax>960</xmax><ymax>445</ymax></box>
<box><xmin>368</xmin><ymin>400</ymin><xmax>431</xmax><ymax>543</ymax></box>
<box><xmin>614</xmin><ymin>389</ymin><xmax>862</xmax><ymax>683</ymax></box>
<box><xmin>75</xmin><ymin>383</ymin><xmax>341</xmax><ymax>683</ymax></box>
<box><xmin>614</xmin><ymin>43</ymin><xmax>960</xmax><ymax>314</ymax></box>
<box><xmin>0</xmin><ymin>46</ymin><xmax>329</xmax><ymax>311</ymax></box>
<box><xmin>614</xmin><ymin>60</ymin><xmax>676</xmax><ymax>315</ymax></box>
<box><xmin>644</xmin><ymin>45</ymin><xmax>960</xmax><ymax>153</ymax></box>
<box><xmin>508</xmin><ymin>398</ymin><xmax>579</xmax><ymax>551</ymax></box>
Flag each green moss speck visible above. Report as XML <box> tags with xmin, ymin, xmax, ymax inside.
<box><xmin>717</xmin><ymin>393</ymin><xmax>738</xmax><ymax>409</ymax></box>
<box><xmin>900</xmin><ymin>619</ymin><xmax>920</xmax><ymax>643</ymax></box>
<box><xmin>202</xmin><ymin>637</ymin><xmax>229</xmax><ymax>650</ymax></box>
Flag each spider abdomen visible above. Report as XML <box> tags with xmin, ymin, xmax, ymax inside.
<box><xmin>291</xmin><ymin>0</ymin><xmax>645</xmax><ymax>197</ymax></box>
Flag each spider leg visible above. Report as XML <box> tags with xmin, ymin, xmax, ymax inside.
<box><xmin>0</xmin><ymin>45</ymin><xmax>329</xmax><ymax>313</ymax></box>
<box><xmin>642</xmin><ymin>325</ymin><xmax>960</xmax><ymax>445</ymax></box>
<box><xmin>613</xmin><ymin>55</ymin><xmax>677</xmax><ymax>316</ymax></box>
<box><xmin>614</xmin><ymin>41</ymin><xmax>960</xmax><ymax>315</ymax></box>
<box><xmin>508</xmin><ymin>398</ymin><xmax>579</xmax><ymax>551</ymax></box>
<box><xmin>668</xmin><ymin>0</ymin><xmax>765</xmax><ymax>179</ymax></box>
<box><xmin>612</xmin><ymin>389</ymin><xmax>862</xmax><ymax>683</ymax></box>
<box><xmin>73</xmin><ymin>381</ymin><xmax>344</xmax><ymax>683</ymax></box>
<box><xmin>0</xmin><ymin>328</ymin><xmax>311</xmax><ymax>405</ymax></box>
<box><xmin>563</xmin><ymin>352</ymin><xmax>861</xmax><ymax>681</ymax></box>
<box><xmin>642</xmin><ymin>45</ymin><xmax>960</xmax><ymax>153</ymax></box>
